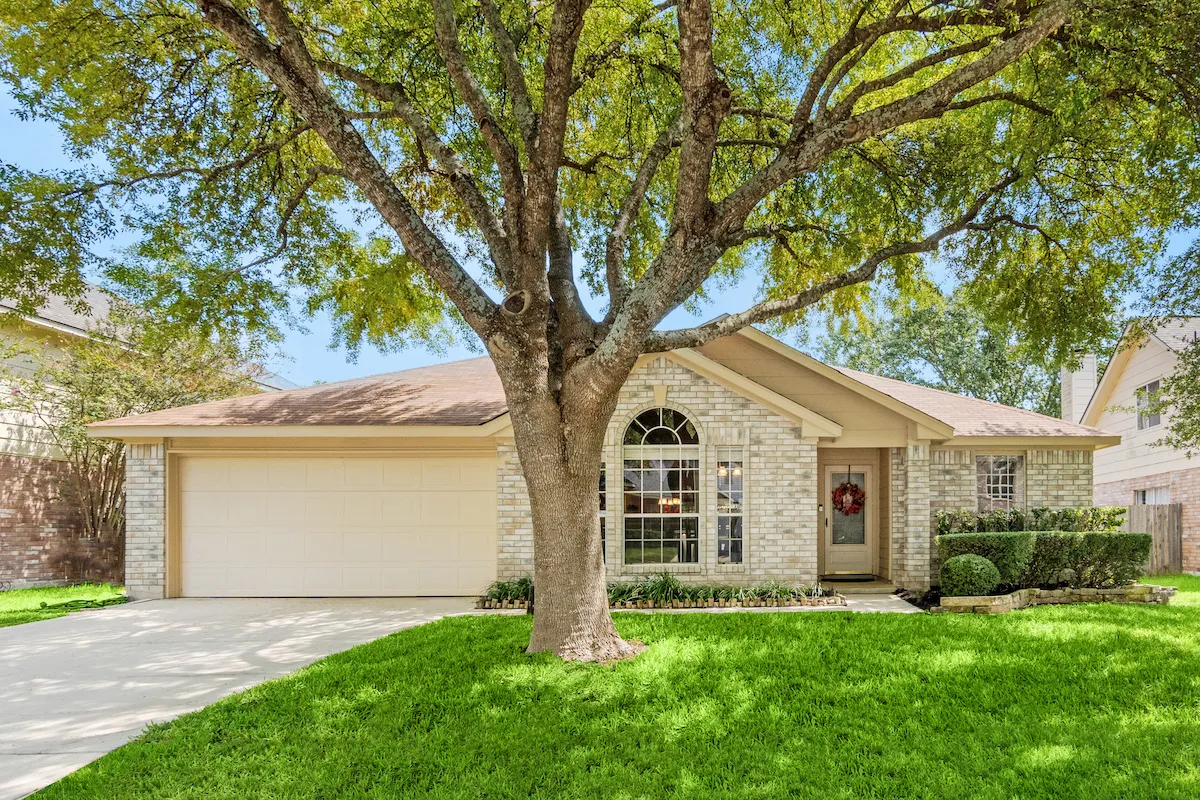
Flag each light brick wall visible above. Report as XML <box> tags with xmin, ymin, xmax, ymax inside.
<box><xmin>1095</xmin><ymin>464</ymin><xmax>1200</xmax><ymax>572</ymax></box>
<box><xmin>1026</xmin><ymin>449</ymin><xmax>1094</xmax><ymax>509</ymax></box>
<box><xmin>496</xmin><ymin>357</ymin><xmax>818</xmax><ymax>585</ymax></box>
<box><xmin>892</xmin><ymin>445</ymin><xmax>932</xmax><ymax>590</ymax></box>
<box><xmin>928</xmin><ymin>448</ymin><xmax>975</xmax><ymax>577</ymax></box>
<box><xmin>125</xmin><ymin>443</ymin><xmax>166</xmax><ymax>600</ymax></box>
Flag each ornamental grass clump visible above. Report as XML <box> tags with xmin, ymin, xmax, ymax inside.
<box><xmin>940</xmin><ymin>555</ymin><xmax>1001</xmax><ymax>597</ymax></box>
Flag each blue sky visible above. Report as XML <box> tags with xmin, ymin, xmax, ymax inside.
<box><xmin>1</xmin><ymin>92</ymin><xmax>775</xmax><ymax>387</ymax></box>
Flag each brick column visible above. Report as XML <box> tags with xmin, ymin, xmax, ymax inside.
<box><xmin>125</xmin><ymin>442</ymin><xmax>166</xmax><ymax>600</ymax></box>
<box><xmin>890</xmin><ymin>444</ymin><xmax>932</xmax><ymax>590</ymax></box>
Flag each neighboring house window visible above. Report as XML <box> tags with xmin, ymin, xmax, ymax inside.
<box><xmin>1137</xmin><ymin>380</ymin><xmax>1162</xmax><ymax>430</ymax></box>
<box><xmin>976</xmin><ymin>455</ymin><xmax>1024</xmax><ymax>511</ymax></box>
<box><xmin>716</xmin><ymin>447</ymin><xmax>744</xmax><ymax>564</ymax></box>
<box><xmin>599</xmin><ymin>464</ymin><xmax>606</xmax><ymax>563</ymax></box>
<box><xmin>1134</xmin><ymin>487</ymin><xmax>1171</xmax><ymax>505</ymax></box>
<box><xmin>622</xmin><ymin>408</ymin><xmax>700</xmax><ymax>564</ymax></box>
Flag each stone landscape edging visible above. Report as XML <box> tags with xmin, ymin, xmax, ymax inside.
<box><xmin>475</xmin><ymin>595</ymin><xmax>847</xmax><ymax>611</ymax></box>
<box><xmin>935</xmin><ymin>583</ymin><xmax>1177</xmax><ymax>615</ymax></box>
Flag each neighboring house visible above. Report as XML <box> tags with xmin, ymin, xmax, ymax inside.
<box><xmin>1065</xmin><ymin>317</ymin><xmax>1200</xmax><ymax>573</ymax></box>
<box><xmin>90</xmin><ymin>328</ymin><xmax>1117</xmax><ymax>601</ymax></box>
<box><xmin>0</xmin><ymin>286</ymin><xmax>297</xmax><ymax>589</ymax></box>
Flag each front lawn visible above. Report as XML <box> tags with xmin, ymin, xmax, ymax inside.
<box><xmin>38</xmin><ymin>576</ymin><xmax>1200</xmax><ymax>799</ymax></box>
<box><xmin>0</xmin><ymin>583</ymin><xmax>125</xmax><ymax>628</ymax></box>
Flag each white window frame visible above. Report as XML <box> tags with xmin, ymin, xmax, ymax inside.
<box><xmin>621</xmin><ymin>408</ymin><xmax>701</xmax><ymax>566</ymax></box>
<box><xmin>715</xmin><ymin>446</ymin><xmax>744</xmax><ymax>564</ymax></box>
<box><xmin>976</xmin><ymin>455</ymin><xmax>1023</xmax><ymax>510</ymax></box>
<box><xmin>1137</xmin><ymin>380</ymin><xmax>1162</xmax><ymax>430</ymax></box>
<box><xmin>1134</xmin><ymin>486</ymin><xmax>1171</xmax><ymax>505</ymax></box>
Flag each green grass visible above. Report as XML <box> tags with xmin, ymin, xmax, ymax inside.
<box><xmin>36</xmin><ymin>576</ymin><xmax>1200</xmax><ymax>799</ymax></box>
<box><xmin>0</xmin><ymin>583</ymin><xmax>125</xmax><ymax>628</ymax></box>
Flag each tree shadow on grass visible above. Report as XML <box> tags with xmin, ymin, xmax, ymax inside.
<box><xmin>36</xmin><ymin>606</ymin><xmax>1200</xmax><ymax>800</ymax></box>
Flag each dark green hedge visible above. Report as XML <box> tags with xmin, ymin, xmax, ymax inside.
<box><xmin>940</xmin><ymin>555</ymin><xmax>1001</xmax><ymax>597</ymax></box>
<box><xmin>935</xmin><ymin>530</ymin><xmax>1152</xmax><ymax>590</ymax></box>
<box><xmin>936</xmin><ymin>507</ymin><xmax>1126</xmax><ymax>537</ymax></box>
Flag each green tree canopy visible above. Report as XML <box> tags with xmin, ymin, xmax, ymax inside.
<box><xmin>817</xmin><ymin>290</ymin><xmax>1069</xmax><ymax>417</ymax></box>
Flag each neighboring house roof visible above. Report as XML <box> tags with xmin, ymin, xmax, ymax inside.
<box><xmin>832</xmin><ymin>366</ymin><xmax>1113</xmax><ymax>439</ymax></box>
<box><xmin>90</xmin><ymin>331</ymin><xmax>1118</xmax><ymax>445</ymax></box>
<box><xmin>1080</xmin><ymin>316</ymin><xmax>1199</xmax><ymax>427</ymax></box>
<box><xmin>1152</xmin><ymin>317</ymin><xmax>1200</xmax><ymax>352</ymax></box>
<box><xmin>0</xmin><ymin>284</ymin><xmax>118</xmax><ymax>338</ymax></box>
<box><xmin>90</xmin><ymin>356</ymin><xmax>506</xmax><ymax>429</ymax></box>
<box><xmin>1</xmin><ymin>284</ymin><xmax>297</xmax><ymax>392</ymax></box>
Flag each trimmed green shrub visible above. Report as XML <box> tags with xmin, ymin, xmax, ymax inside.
<box><xmin>1021</xmin><ymin>532</ymin><xmax>1084</xmax><ymax>587</ymax></box>
<box><xmin>1076</xmin><ymin>532</ymin><xmax>1152</xmax><ymax>588</ymax></box>
<box><xmin>936</xmin><ymin>531</ymin><xmax>1036</xmax><ymax>585</ymax></box>
<box><xmin>940</xmin><ymin>555</ymin><xmax>1001</xmax><ymax>597</ymax></box>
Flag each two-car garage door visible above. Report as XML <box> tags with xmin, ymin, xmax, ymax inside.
<box><xmin>179</xmin><ymin>454</ymin><xmax>497</xmax><ymax>597</ymax></box>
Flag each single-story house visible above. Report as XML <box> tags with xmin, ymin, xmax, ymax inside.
<box><xmin>90</xmin><ymin>328</ymin><xmax>1119</xmax><ymax>600</ymax></box>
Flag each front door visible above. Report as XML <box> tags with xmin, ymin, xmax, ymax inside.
<box><xmin>823</xmin><ymin>465</ymin><xmax>875</xmax><ymax>576</ymax></box>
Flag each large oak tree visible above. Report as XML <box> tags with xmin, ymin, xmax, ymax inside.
<box><xmin>1</xmin><ymin>0</ymin><xmax>1197</xmax><ymax>660</ymax></box>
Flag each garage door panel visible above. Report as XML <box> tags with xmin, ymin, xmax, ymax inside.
<box><xmin>266</xmin><ymin>492</ymin><xmax>307</xmax><ymax>526</ymax></box>
<box><xmin>227</xmin><ymin>459</ymin><xmax>270</xmax><ymax>489</ymax></box>
<box><xmin>303</xmin><ymin>493</ymin><xmax>345</xmax><ymax>525</ymax></box>
<box><xmin>181</xmin><ymin>455</ymin><xmax>496</xmax><ymax>597</ymax></box>
<box><xmin>343</xmin><ymin>493</ymin><xmax>384</xmax><ymax>526</ymax></box>
<box><xmin>305</xmin><ymin>460</ymin><xmax>345</xmax><ymax>488</ymax></box>
<box><xmin>304</xmin><ymin>532</ymin><xmax>342</xmax><ymax>560</ymax></box>
<box><xmin>267</xmin><ymin>460</ymin><xmax>307</xmax><ymax>488</ymax></box>
<box><xmin>227</xmin><ymin>531</ymin><xmax>267</xmax><ymax>562</ymax></box>
<box><xmin>184</xmin><ymin>530</ymin><xmax>228</xmax><ymax>562</ymax></box>
<box><xmin>182</xmin><ymin>493</ymin><xmax>229</xmax><ymax>527</ymax></box>
<box><xmin>344</xmin><ymin>530</ymin><xmax>382</xmax><ymax>558</ymax></box>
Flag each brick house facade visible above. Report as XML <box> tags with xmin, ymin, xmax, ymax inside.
<box><xmin>94</xmin><ymin>329</ymin><xmax>1117</xmax><ymax>600</ymax></box>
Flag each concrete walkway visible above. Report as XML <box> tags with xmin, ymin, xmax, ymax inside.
<box><xmin>0</xmin><ymin>597</ymin><xmax>475</xmax><ymax>799</ymax></box>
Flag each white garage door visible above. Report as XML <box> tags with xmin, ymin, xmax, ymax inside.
<box><xmin>179</xmin><ymin>455</ymin><xmax>497</xmax><ymax>597</ymax></box>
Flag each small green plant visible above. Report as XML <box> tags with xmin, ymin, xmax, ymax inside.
<box><xmin>484</xmin><ymin>577</ymin><xmax>534</xmax><ymax>603</ymax></box>
<box><xmin>940</xmin><ymin>555</ymin><xmax>1001</xmax><ymax>597</ymax></box>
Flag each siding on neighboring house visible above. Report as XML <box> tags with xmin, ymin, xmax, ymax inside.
<box><xmin>1091</xmin><ymin>338</ymin><xmax>1187</xmax><ymax>484</ymax></box>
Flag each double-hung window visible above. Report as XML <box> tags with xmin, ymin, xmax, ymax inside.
<box><xmin>1137</xmin><ymin>380</ymin><xmax>1162</xmax><ymax>430</ymax></box>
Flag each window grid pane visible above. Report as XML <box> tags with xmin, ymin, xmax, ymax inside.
<box><xmin>976</xmin><ymin>455</ymin><xmax>1023</xmax><ymax>511</ymax></box>
<box><xmin>716</xmin><ymin>446</ymin><xmax>744</xmax><ymax>564</ymax></box>
<box><xmin>1137</xmin><ymin>380</ymin><xmax>1162</xmax><ymax>430</ymax></box>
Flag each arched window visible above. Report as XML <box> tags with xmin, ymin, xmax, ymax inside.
<box><xmin>622</xmin><ymin>408</ymin><xmax>700</xmax><ymax>564</ymax></box>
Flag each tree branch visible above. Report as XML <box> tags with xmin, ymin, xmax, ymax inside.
<box><xmin>429</xmin><ymin>0</ymin><xmax>526</xmax><ymax>217</ymax></box>
<box><xmin>604</xmin><ymin>117</ymin><xmax>684</xmax><ymax>318</ymax></box>
<box><xmin>198</xmin><ymin>0</ymin><xmax>499</xmax><ymax>334</ymax></box>
<box><xmin>571</xmin><ymin>0</ymin><xmax>677</xmax><ymax>94</ymax></box>
<box><xmin>673</xmin><ymin>0</ymin><xmax>728</xmax><ymax>233</ymax></box>
<box><xmin>316</xmin><ymin>58</ymin><xmax>517</xmax><ymax>282</ymax></box>
<box><xmin>646</xmin><ymin>172</ymin><xmax>1023</xmax><ymax>350</ymax></box>
<box><xmin>479</xmin><ymin>0</ymin><xmax>538</xmax><ymax>146</ymax></box>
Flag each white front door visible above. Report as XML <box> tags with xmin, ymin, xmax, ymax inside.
<box><xmin>823</xmin><ymin>465</ymin><xmax>875</xmax><ymax>576</ymax></box>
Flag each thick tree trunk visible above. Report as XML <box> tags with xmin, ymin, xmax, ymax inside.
<box><xmin>507</xmin><ymin>387</ymin><xmax>644</xmax><ymax>662</ymax></box>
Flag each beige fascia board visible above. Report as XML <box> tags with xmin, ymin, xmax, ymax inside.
<box><xmin>643</xmin><ymin>348</ymin><xmax>843</xmax><ymax>437</ymax></box>
<box><xmin>937</xmin><ymin>435</ymin><xmax>1121</xmax><ymax>450</ymax></box>
<box><xmin>735</xmin><ymin>328</ymin><xmax>956</xmax><ymax>439</ymax></box>
<box><xmin>87</xmin><ymin>421</ymin><xmax>508</xmax><ymax>440</ymax></box>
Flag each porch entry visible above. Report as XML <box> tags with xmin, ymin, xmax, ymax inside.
<box><xmin>822</xmin><ymin>464</ymin><xmax>876</xmax><ymax>576</ymax></box>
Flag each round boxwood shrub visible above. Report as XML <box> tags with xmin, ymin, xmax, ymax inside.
<box><xmin>940</xmin><ymin>554</ymin><xmax>1001</xmax><ymax>597</ymax></box>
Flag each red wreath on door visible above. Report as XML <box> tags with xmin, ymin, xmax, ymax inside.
<box><xmin>832</xmin><ymin>480</ymin><xmax>866</xmax><ymax>515</ymax></box>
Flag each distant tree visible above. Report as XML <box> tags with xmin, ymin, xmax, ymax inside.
<box><xmin>817</xmin><ymin>291</ymin><xmax>1068</xmax><ymax>416</ymax></box>
<box><xmin>0</xmin><ymin>305</ymin><xmax>262</xmax><ymax>540</ymax></box>
<box><xmin>1</xmin><ymin>0</ymin><xmax>1198</xmax><ymax>659</ymax></box>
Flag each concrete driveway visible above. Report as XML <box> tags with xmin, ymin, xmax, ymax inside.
<box><xmin>0</xmin><ymin>597</ymin><xmax>477</xmax><ymax>799</ymax></box>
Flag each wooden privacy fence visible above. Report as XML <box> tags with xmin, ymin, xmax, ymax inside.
<box><xmin>1123</xmin><ymin>504</ymin><xmax>1183</xmax><ymax>575</ymax></box>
